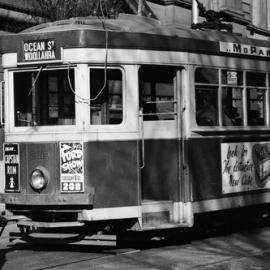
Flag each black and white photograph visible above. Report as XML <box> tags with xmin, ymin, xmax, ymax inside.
<box><xmin>1</xmin><ymin>0</ymin><xmax>270</xmax><ymax>269</ymax></box>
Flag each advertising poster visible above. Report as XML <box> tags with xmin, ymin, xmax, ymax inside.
<box><xmin>221</xmin><ymin>142</ymin><xmax>270</xmax><ymax>193</ymax></box>
<box><xmin>60</xmin><ymin>142</ymin><xmax>84</xmax><ymax>193</ymax></box>
<box><xmin>4</xmin><ymin>143</ymin><xmax>20</xmax><ymax>192</ymax></box>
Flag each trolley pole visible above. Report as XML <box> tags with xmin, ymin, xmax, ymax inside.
<box><xmin>192</xmin><ymin>0</ymin><xmax>199</xmax><ymax>24</ymax></box>
<box><xmin>138</xmin><ymin>0</ymin><xmax>144</xmax><ymax>16</ymax></box>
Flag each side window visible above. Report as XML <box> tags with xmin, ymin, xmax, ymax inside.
<box><xmin>14</xmin><ymin>69</ymin><xmax>75</xmax><ymax>126</ymax></box>
<box><xmin>221</xmin><ymin>70</ymin><xmax>243</xmax><ymax>126</ymax></box>
<box><xmin>195</xmin><ymin>68</ymin><xmax>267</xmax><ymax>127</ymax></box>
<box><xmin>90</xmin><ymin>68</ymin><xmax>123</xmax><ymax>125</ymax></box>
<box><xmin>139</xmin><ymin>66</ymin><xmax>175</xmax><ymax>121</ymax></box>
<box><xmin>195</xmin><ymin>68</ymin><xmax>218</xmax><ymax>126</ymax></box>
<box><xmin>246</xmin><ymin>72</ymin><xmax>266</xmax><ymax>126</ymax></box>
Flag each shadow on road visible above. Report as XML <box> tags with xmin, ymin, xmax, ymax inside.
<box><xmin>1</xmin><ymin>216</ymin><xmax>270</xmax><ymax>270</ymax></box>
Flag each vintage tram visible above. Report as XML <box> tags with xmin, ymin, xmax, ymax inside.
<box><xmin>1</xmin><ymin>13</ymin><xmax>270</xmax><ymax>244</ymax></box>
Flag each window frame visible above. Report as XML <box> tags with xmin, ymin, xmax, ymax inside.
<box><xmin>138</xmin><ymin>65</ymin><xmax>177</xmax><ymax>122</ymax></box>
<box><xmin>6</xmin><ymin>64</ymin><xmax>134</xmax><ymax>137</ymax></box>
<box><xmin>89</xmin><ymin>66</ymin><xmax>125</xmax><ymax>126</ymax></box>
<box><xmin>8</xmin><ymin>66</ymin><xmax>78</xmax><ymax>133</ymax></box>
<box><xmin>194</xmin><ymin>66</ymin><xmax>270</xmax><ymax>129</ymax></box>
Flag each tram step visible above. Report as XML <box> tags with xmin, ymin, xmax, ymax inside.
<box><xmin>140</xmin><ymin>222</ymin><xmax>189</xmax><ymax>231</ymax></box>
<box><xmin>142</xmin><ymin>200</ymin><xmax>173</xmax><ymax>227</ymax></box>
<box><xmin>17</xmin><ymin>220</ymin><xmax>84</xmax><ymax>229</ymax></box>
<box><xmin>0</xmin><ymin>214</ymin><xmax>27</xmax><ymax>237</ymax></box>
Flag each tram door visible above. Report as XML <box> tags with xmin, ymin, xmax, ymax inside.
<box><xmin>139</xmin><ymin>65</ymin><xmax>183</xmax><ymax>225</ymax></box>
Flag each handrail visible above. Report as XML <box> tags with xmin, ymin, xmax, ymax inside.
<box><xmin>145</xmin><ymin>100</ymin><xmax>177</xmax><ymax>104</ymax></box>
<box><xmin>139</xmin><ymin>108</ymin><xmax>145</xmax><ymax>169</ymax></box>
<box><xmin>142</xmin><ymin>112</ymin><xmax>177</xmax><ymax>116</ymax></box>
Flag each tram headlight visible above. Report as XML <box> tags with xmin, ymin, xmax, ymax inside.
<box><xmin>30</xmin><ymin>166</ymin><xmax>49</xmax><ymax>192</ymax></box>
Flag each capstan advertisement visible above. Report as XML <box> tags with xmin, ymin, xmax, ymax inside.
<box><xmin>4</xmin><ymin>143</ymin><xmax>20</xmax><ymax>192</ymax></box>
<box><xmin>60</xmin><ymin>142</ymin><xmax>84</xmax><ymax>193</ymax></box>
<box><xmin>221</xmin><ymin>142</ymin><xmax>270</xmax><ymax>193</ymax></box>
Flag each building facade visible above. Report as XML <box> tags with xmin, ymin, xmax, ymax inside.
<box><xmin>0</xmin><ymin>0</ymin><xmax>269</xmax><ymax>40</ymax></box>
<box><xmin>147</xmin><ymin>0</ymin><xmax>270</xmax><ymax>40</ymax></box>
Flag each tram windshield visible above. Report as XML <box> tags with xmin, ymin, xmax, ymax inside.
<box><xmin>14</xmin><ymin>68</ymin><xmax>75</xmax><ymax>126</ymax></box>
<box><xmin>90</xmin><ymin>68</ymin><xmax>123</xmax><ymax>125</ymax></box>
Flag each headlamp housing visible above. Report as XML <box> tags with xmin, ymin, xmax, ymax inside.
<box><xmin>29</xmin><ymin>166</ymin><xmax>49</xmax><ymax>192</ymax></box>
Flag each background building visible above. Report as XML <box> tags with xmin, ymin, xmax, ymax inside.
<box><xmin>0</xmin><ymin>0</ymin><xmax>268</xmax><ymax>40</ymax></box>
<box><xmin>0</xmin><ymin>0</ymin><xmax>269</xmax><ymax>40</ymax></box>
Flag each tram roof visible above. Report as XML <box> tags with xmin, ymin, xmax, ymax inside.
<box><xmin>0</xmin><ymin>14</ymin><xmax>269</xmax><ymax>57</ymax></box>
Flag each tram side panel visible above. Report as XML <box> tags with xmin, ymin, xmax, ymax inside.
<box><xmin>189</xmin><ymin>138</ymin><xmax>221</xmax><ymax>201</ymax></box>
<box><xmin>84</xmin><ymin>140</ymin><xmax>139</xmax><ymax>208</ymax></box>
<box><xmin>188</xmin><ymin>136</ymin><xmax>270</xmax><ymax>213</ymax></box>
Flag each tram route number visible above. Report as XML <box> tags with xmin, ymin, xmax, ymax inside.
<box><xmin>61</xmin><ymin>182</ymin><xmax>83</xmax><ymax>192</ymax></box>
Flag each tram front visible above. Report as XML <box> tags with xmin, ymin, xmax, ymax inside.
<box><xmin>0</xmin><ymin>24</ymin><xmax>140</xmax><ymax>232</ymax></box>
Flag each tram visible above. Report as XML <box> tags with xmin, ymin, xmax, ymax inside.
<box><xmin>1</xmin><ymin>13</ymin><xmax>270</xmax><ymax>243</ymax></box>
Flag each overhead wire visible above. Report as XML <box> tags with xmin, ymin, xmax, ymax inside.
<box><xmin>67</xmin><ymin>63</ymin><xmax>90</xmax><ymax>104</ymax></box>
<box><xmin>90</xmin><ymin>0</ymin><xmax>109</xmax><ymax>101</ymax></box>
<box><xmin>67</xmin><ymin>0</ymin><xmax>109</xmax><ymax>104</ymax></box>
<box><xmin>28</xmin><ymin>66</ymin><xmax>43</xmax><ymax>96</ymax></box>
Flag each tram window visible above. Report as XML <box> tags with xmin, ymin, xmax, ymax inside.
<box><xmin>195</xmin><ymin>68</ymin><xmax>269</xmax><ymax>127</ymax></box>
<box><xmin>195</xmin><ymin>68</ymin><xmax>218</xmax><ymax>84</ymax></box>
<box><xmin>221</xmin><ymin>70</ymin><xmax>243</xmax><ymax>126</ymax></box>
<box><xmin>247</xmin><ymin>72</ymin><xmax>266</xmax><ymax>126</ymax></box>
<box><xmin>222</xmin><ymin>87</ymin><xmax>243</xmax><ymax>126</ymax></box>
<box><xmin>139</xmin><ymin>66</ymin><xmax>175</xmax><ymax>121</ymax></box>
<box><xmin>196</xmin><ymin>87</ymin><xmax>218</xmax><ymax>126</ymax></box>
<box><xmin>14</xmin><ymin>69</ymin><xmax>75</xmax><ymax>126</ymax></box>
<box><xmin>195</xmin><ymin>68</ymin><xmax>219</xmax><ymax>126</ymax></box>
<box><xmin>90</xmin><ymin>68</ymin><xmax>123</xmax><ymax>125</ymax></box>
<box><xmin>222</xmin><ymin>70</ymin><xmax>243</xmax><ymax>85</ymax></box>
<box><xmin>246</xmin><ymin>72</ymin><xmax>266</xmax><ymax>87</ymax></box>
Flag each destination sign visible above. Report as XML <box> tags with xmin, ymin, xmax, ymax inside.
<box><xmin>23</xmin><ymin>39</ymin><xmax>56</xmax><ymax>62</ymax></box>
<box><xmin>220</xmin><ymin>41</ymin><xmax>270</xmax><ymax>58</ymax></box>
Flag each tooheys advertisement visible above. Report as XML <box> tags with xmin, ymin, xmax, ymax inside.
<box><xmin>221</xmin><ymin>142</ymin><xmax>270</xmax><ymax>194</ymax></box>
<box><xmin>60</xmin><ymin>142</ymin><xmax>84</xmax><ymax>193</ymax></box>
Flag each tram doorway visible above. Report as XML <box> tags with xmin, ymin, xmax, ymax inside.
<box><xmin>139</xmin><ymin>66</ymin><xmax>184</xmax><ymax>225</ymax></box>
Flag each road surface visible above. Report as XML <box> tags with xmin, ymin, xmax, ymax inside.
<box><xmin>1</xmin><ymin>223</ymin><xmax>270</xmax><ymax>269</ymax></box>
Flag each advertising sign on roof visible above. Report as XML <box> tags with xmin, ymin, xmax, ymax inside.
<box><xmin>220</xmin><ymin>42</ymin><xmax>270</xmax><ymax>58</ymax></box>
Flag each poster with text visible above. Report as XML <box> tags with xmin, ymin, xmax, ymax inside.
<box><xmin>221</xmin><ymin>142</ymin><xmax>270</xmax><ymax>193</ymax></box>
<box><xmin>4</xmin><ymin>143</ymin><xmax>20</xmax><ymax>192</ymax></box>
<box><xmin>60</xmin><ymin>142</ymin><xmax>84</xmax><ymax>193</ymax></box>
